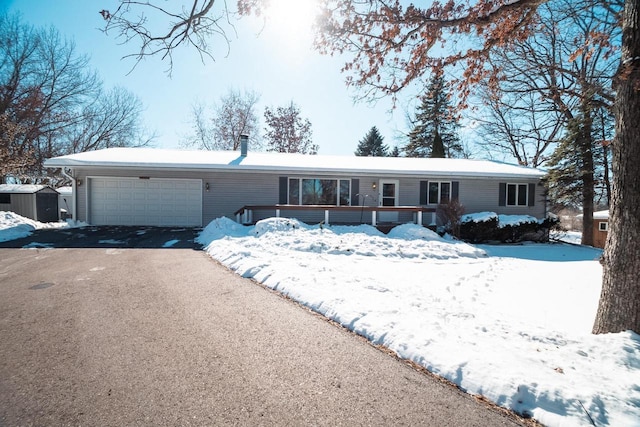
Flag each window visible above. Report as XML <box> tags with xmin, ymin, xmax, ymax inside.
<box><xmin>288</xmin><ymin>178</ymin><xmax>351</xmax><ymax>206</ymax></box>
<box><xmin>599</xmin><ymin>222</ymin><xmax>608</xmax><ymax>232</ymax></box>
<box><xmin>288</xmin><ymin>178</ymin><xmax>300</xmax><ymax>205</ymax></box>
<box><xmin>428</xmin><ymin>181</ymin><xmax>451</xmax><ymax>205</ymax></box>
<box><xmin>506</xmin><ymin>183</ymin><xmax>528</xmax><ymax>206</ymax></box>
<box><xmin>339</xmin><ymin>180</ymin><xmax>350</xmax><ymax>206</ymax></box>
<box><xmin>0</xmin><ymin>193</ymin><xmax>10</xmax><ymax>204</ymax></box>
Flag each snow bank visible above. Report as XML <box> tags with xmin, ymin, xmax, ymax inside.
<box><xmin>196</xmin><ymin>216</ymin><xmax>250</xmax><ymax>243</ymax></box>
<box><xmin>199</xmin><ymin>217</ymin><xmax>640</xmax><ymax>427</ymax></box>
<box><xmin>0</xmin><ymin>211</ymin><xmax>68</xmax><ymax>242</ymax></box>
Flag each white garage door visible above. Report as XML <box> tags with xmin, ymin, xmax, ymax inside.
<box><xmin>89</xmin><ymin>177</ymin><xmax>202</xmax><ymax>226</ymax></box>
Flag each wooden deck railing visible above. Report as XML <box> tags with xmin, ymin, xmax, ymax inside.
<box><xmin>234</xmin><ymin>204</ymin><xmax>437</xmax><ymax>227</ymax></box>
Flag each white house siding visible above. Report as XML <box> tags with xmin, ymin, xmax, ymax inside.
<box><xmin>201</xmin><ymin>171</ymin><xmax>279</xmax><ymax>223</ymax></box>
<box><xmin>458</xmin><ymin>178</ymin><xmax>545</xmax><ymax>218</ymax></box>
<box><xmin>70</xmin><ymin>168</ymin><xmax>545</xmax><ymax>227</ymax></box>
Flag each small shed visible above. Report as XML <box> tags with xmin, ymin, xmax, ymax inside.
<box><xmin>593</xmin><ymin>210</ymin><xmax>609</xmax><ymax>249</ymax></box>
<box><xmin>57</xmin><ymin>186</ymin><xmax>73</xmax><ymax>220</ymax></box>
<box><xmin>0</xmin><ymin>184</ymin><xmax>59</xmax><ymax>223</ymax></box>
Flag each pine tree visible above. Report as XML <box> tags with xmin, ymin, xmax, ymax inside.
<box><xmin>546</xmin><ymin>104</ymin><xmax>597</xmax><ymax>246</ymax></box>
<box><xmin>354</xmin><ymin>126</ymin><xmax>388</xmax><ymax>156</ymax></box>
<box><xmin>430</xmin><ymin>130</ymin><xmax>445</xmax><ymax>158</ymax></box>
<box><xmin>389</xmin><ymin>146</ymin><xmax>400</xmax><ymax>157</ymax></box>
<box><xmin>404</xmin><ymin>74</ymin><xmax>462</xmax><ymax>158</ymax></box>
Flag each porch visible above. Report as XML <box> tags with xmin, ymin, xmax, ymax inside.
<box><xmin>234</xmin><ymin>205</ymin><xmax>437</xmax><ymax>228</ymax></box>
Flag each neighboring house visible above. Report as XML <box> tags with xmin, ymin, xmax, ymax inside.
<box><xmin>593</xmin><ymin>210</ymin><xmax>609</xmax><ymax>249</ymax></box>
<box><xmin>0</xmin><ymin>184</ymin><xmax>59</xmax><ymax>223</ymax></box>
<box><xmin>57</xmin><ymin>186</ymin><xmax>73</xmax><ymax>220</ymax></box>
<box><xmin>43</xmin><ymin>145</ymin><xmax>547</xmax><ymax>228</ymax></box>
<box><xmin>575</xmin><ymin>210</ymin><xmax>609</xmax><ymax>248</ymax></box>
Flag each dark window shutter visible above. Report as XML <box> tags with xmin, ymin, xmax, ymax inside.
<box><xmin>498</xmin><ymin>183</ymin><xmax>506</xmax><ymax>206</ymax></box>
<box><xmin>420</xmin><ymin>181</ymin><xmax>428</xmax><ymax>205</ymax></box>
<box><xmin>452</xmin><ymin>181</ymin><xmax>459</xmax><ymax>201</ymax></box>
<box><xmin>351</xmin><ymin>179</ymin><xmax>359</xmax><ymax>206</ymax></box>
<box><xmin>528</xmin><ymin>183</ymin><xmax>536</xmax><ymax>206</ymax></box>
<box><xmin>279</xmin><ymin>177</ymin><xmax>288</xmax><ymax>204</ymax></box>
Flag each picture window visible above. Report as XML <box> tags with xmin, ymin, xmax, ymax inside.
<box><xmin>288</xmin><ymin>178</ymin><xmax>351</xmax><ymax>206</ymax></box>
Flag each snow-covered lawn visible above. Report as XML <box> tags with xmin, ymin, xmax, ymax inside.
<box><xmin>197</xmin><ymin>217</ymin><xmax>640</xmax><ymax>427</ymax></box>
<box><xmin>1</xmin><ymin>211</ymin><xmax>637</xmax><ymax>426</ymax></box>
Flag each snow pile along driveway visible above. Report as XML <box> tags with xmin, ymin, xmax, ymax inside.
<box><xmin>0</xmin><ymin>211</ymin><xmax>68</xmax><ymax>242</ymax></box>
<box><xmin>198</xmin><ymin>217</ymin><xmax>640</xmax><ymax>427</ymax></box>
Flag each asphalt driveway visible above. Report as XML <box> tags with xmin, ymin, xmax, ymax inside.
<box><xmin>0</xmin><ymin>242</ymin><xmax>525</xmax><ymax>425</ymax></box>
<box><xmin>0</xmin><ymin>225</ymin><xmax>202</xmax><ymax>249</ymax></box>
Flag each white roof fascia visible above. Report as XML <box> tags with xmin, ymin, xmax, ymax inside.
<box><xmin>44</xmin><ymin>148</ymin><xmax>547</xmax><ymax>180</ymax></box>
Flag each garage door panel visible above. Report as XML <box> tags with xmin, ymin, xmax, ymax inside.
<box><xmin>89</xmin><ymin>178</ymin><xmax>202</xmax><ymax>226</ymax></box>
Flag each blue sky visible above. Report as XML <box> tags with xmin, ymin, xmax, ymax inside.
<box><xmin>1</xmin><ymin>0</ymin><xmax>425</xmax><ymax>155</ymax></box>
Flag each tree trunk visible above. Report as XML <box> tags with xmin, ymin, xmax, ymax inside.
<box><xmin>593</xmin><ymin>0</ymin><xmax>640</xmax><ymax>334</ymax></box>
<box><xmin>600</xmin><ymin>113</ymin><xmax>612</xmax><ymax>205</ymax></box>
<box><xmin>579</xmin><ymin>106</ymin><xmax>595</xmax><ymax>247</ymax></box>
<box><xmin>603</xmin><ymin>143</ymin><xmax>611</xmax><ymax>205</ymax></box>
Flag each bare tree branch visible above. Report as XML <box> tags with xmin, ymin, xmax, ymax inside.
<box><xmin>100</xmin><ymin>0</ymin><xmax>239</xmax><ymax>75</ymax></box>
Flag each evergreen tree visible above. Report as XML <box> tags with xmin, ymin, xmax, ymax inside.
<box><xmin>389</xmin><ymin>146</ymin><xmax>400</xmax><ymax>157</ymax></box>
<box><xmin>545</xmin><ymin>124</ymin><xmax>584</xmax><ymax>210</ymax></box>
<box><xmin>430</xmin><ymin>130</ymin><xmax>445</xmax><ymax>158</ymax></box>
<box><xmin>546</xmin><ymin>102</ymin><xmax>613</xmax><ymax>217</ymax></box>
<box><xmin>354</xmin><ymin>126</ymin><xmax>388</xmax><ymax>156</ymax></box>
<box><xmin>404</xmin><ymin>74</ymin><xmax>462</xmax><ymax>158</ymax></box>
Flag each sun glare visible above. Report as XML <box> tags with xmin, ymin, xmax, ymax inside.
<box><xmin>262</xmin><ymin>0</ymin><xmax>320</xmax><ymax>49</ymax></box>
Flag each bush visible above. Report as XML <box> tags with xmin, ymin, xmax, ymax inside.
<box><xmin>436</xmin><ymin>199</ymin><xmax>465</xmax><ymax>238</ymax></box>
<box><xmin>459</xmin><ymin>214</ymin><xmax>560</xmax><ymax>243</ymax></box>
<box><xmin>460</xmin><ymin>216</ymin><xmax>500</xmax><ymax>243</ymax></box>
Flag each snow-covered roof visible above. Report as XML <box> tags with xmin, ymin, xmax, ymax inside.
<box><xmin>593</xmin><ymin>210</ymin><xmax>609</xmax><ymax>219</ymax></box>
<box><xmin>57</xmin><ymin>186</ymin><xmax>73</xmax><ymax>196</ymax></box>
<box><xmin>0</xmin><ymin>184</ymin><xmax>50</xmax><ymax>194</ymax></box>
<box><xmin>44</xmin><ymin>147</ymin><xmax>546</xmax><ymax>179</ymax></box>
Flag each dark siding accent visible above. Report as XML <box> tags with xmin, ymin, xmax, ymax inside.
<box><xmin>420</xmin><ymin>181</ymin><xmax>428</xmax><ymax>205</ymax></box>
<box><xmin>498</xmin><ymin>183</ymin><xmax>506</xmax><ymax>206</ymax></box>
<box><xmin>528</xmin><ymin>183</ymin><xmax>536</xmax><ymax>207</ymax></box>
<box><xmin>452</xmin><ymin>181</ymin><xmax>459</xmax><ymax>201</ymax></box>
<box><xmin>351</xmin><ymin>179</ymin><xmax>359</xmax><ymax>206</ymax></box>
<box><xmin>279</xmin><ymin>176</ymin><xmax>288</xmax><ymax>204</ymax></box>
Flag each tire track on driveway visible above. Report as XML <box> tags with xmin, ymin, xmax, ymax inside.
<box><xmin>0</xmin><ymin>247</ymin><xmax>525</xmax><ymax>426</ymax></box>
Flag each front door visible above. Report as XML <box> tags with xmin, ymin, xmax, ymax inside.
<box><xmin>378</xmin><ymin>179</ymin><xmax>399</xmax><ymax>223</ymax></box>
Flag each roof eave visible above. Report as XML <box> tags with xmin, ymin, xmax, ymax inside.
<box><xmin>44</xmin><ymin>160</ymin><xmax>545</xmax><ymax>180</ymax></box>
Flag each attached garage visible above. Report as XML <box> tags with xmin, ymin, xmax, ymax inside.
<box><xmin>88</xmin><ymin>177</ymin><xmax>202</xmax><ymax>226</ymax></box>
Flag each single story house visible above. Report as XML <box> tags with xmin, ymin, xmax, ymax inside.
<box><xmin>0</xmin><ymin>184</ymin><xmax>59</xmax><ymax>223</ymax></box>
<box><xmin>43</xmin><ymin>145</ymin><xmax>547</xmax><ymax>228</ymax></box>
<box><xmin>593</xmin><ymin>210</ymin><xmax>609</xmax><ymax>249</ymax></box>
